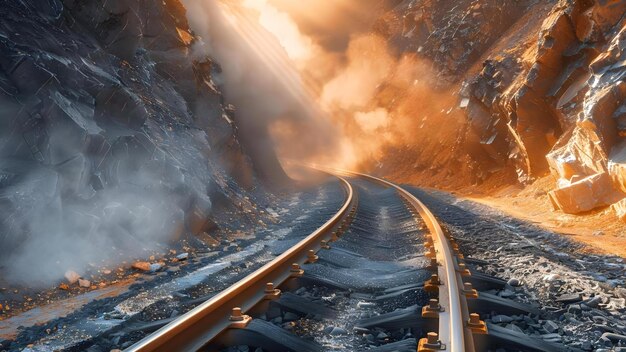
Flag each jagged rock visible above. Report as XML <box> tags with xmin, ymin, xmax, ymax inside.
<box><xmin>149</xmin><ymin>263</ymin><xmax>164</xmax><ymax>272</ymax></box>
<box><xmin>64</xmin><ymin>270</ymin><xmax>80</xmax><ymax>284</ymax></box>
<box><xmin>0</xmin><ymin>0</ymin><xmax>262</xmax><ymax>288</ymax></box>
<box><xmin>510</xmin><ymin>86</ymin><xmax>560</xmax><ymax>175</ymax></box>
<box><xmin>611</xmin><ymin>198</ymin><xmax>626</xmax><ymax>222</ymax></box>
<box><xmin>132</xmin><ymin>262</ymin><xmax>152</xmax><ymax>272</ymax></box>
<box><xmin>589</xmin><ymin>0</ymin><xmax>626</xmax><ymax>34</ymax></box>
<box><xmin>548</xmin><ymin>172</ymin><xmax>621</xmax><ymax>214</ymax></box>
<box><xmin>547</xmin><ymin>126</ymin><xmax>609</xmax><ymax>181</ymax></box>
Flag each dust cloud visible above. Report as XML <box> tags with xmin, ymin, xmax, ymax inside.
<box><xmin>0</xmin><ymin>126</ymin><xmax>209</xmax><ymax>286</ymax></box>
<box><xmin>222</xmin><ymin>0</ymin><xmax>463</xmax><ymax>170</ymax></box>
<box><xmin>182</xmin><ymin>0</ymin><xmax>339</xmax><ymax>183</ymax></box>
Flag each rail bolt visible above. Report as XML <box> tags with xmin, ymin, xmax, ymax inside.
<box><xmin>457</xmin><ymin>262</ymin><xmax>471</xmax><ymax>277</ymax></box>
<box><xmin>467</xmin><ymin>313</ymin><xmax>488</xmax><ymax>334</ymax></box>
<box><xmin>424</xmin><ymin>274</ymin><xmax>441</xmax><ymax>294</ymax></box>
<box><xmin>228</xmin><ymin>307</ymin><xmax>252</xmax><ymax>329</ymax></box>
<box><xmin>418</xmin><ymin>332</ymin><xmax>445</xmax><ymax>351</ymax></box>
<box><xmin>290</xmin><ymin>263</ymin><xmax>304</xmax><ymax>277</ymax></box>
<box><xmin>264</xmin><ymin>282</ymin><xmax>281</xmax><ymax>300</ymax></box>
<box><xmin>421</xmin><ymin>298</ymin><xmax>444</xmax><ymax>318</ymax></box>
<box><xmin>320</xmin><ymin>240</ymin><xmax>331</xmax><ymax>250</ymax></box>
<box><xmin>306</xmin><ymin>250</ymin><xmax>319</xmax><ymax>264</ymax></box>
<box><xmin>462</xmin><ymin>282</ymin><xmax>478</xmax><ymax>299</ymax></box>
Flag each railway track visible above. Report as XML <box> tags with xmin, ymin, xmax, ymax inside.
<box><xmin>125</xmin><ymin>171</ymin><xmax>580</xmax><ymax>352</ymax></box>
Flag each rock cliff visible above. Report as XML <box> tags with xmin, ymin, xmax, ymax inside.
<box><xmin>0</xmin><ymin>0</ymin><xmax>263</xmax><ymax>283</ymax></box>
<box><xmin>382</xmin><ymin>0</ymin><xmax>626</xmax><ymax>217</ymax></box>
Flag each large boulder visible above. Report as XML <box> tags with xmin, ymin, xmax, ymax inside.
<box><xmin>548</xmin><ymin>172</ymin><xmax>622</xmax><ymax>214</ymax></box>
<box><xmin>547</xmin><ymin>122</ymin><xmax>610</xmax><ymax>182</ymax></box>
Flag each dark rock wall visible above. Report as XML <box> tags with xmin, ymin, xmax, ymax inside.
<box><xmin>0</xmin><ymin>0</ymin><xmax>257</xmax><ymax>283</ymax></box>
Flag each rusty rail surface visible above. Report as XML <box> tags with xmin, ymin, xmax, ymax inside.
<box><xmin>345</xmin><ymin>171</ymin><xmax>475</xmax><ymax>352</ymax></box>
<box><xmin>125</xmin><ymin>176</ymin><xmax>355</xmax><ymax>352</ymax></box>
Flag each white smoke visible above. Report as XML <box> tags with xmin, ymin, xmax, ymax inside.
<box><xmin>182</xmin><ymin>0</ymin><xmax>338</xmax><ymax>173</ymax></box>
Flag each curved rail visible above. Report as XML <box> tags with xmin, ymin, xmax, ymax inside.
<box><xmin>340</xmin><ymin>171</ymin><xmax>474</xmax><ymax>352</ymax></box>
<box><xmin>126</xmin><ymin>176</ymin><xmax>355</xmax><ymax>352</ymax></box>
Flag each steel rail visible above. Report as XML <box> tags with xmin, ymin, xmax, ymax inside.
<box><xmin>340</xmin><ymin>171</ymin><xmax>473</xmax><ymax>352</ymax></box>
<box><xmin>125</xmin><ymin>176</ymin><xmax>355</xmax><ymax>352</ymax></box>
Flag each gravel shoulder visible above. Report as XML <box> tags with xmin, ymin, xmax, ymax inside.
<box><xmin>0</xmin><ymin>178</ymin><xmax>345</xmax><ymax>352</ymax></box>
<box><xmin>407</xmin><ymin>186</ymin><xmax>626</xmax><ymax>351</ymax></box>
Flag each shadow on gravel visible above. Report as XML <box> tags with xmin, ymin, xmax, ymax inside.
<box><xmin>406</xmin><ymin>186</ymin><xmax>624</xmax><ymax>282</ymax></box>
<box><xmin>405</xmin><ymin>186</ymin><xmax>626</xmax><ymax>351</ymax></box>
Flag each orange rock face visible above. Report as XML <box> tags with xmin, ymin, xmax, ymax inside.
<box><xmin>611</xmin><ymin>198</ymin><xmax>626</xmax><ymax>221</ymax></box>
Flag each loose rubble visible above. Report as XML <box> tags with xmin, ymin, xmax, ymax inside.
<box><xmin>411</xmin><ymin>187</ymin><xmax>626</xmax><ymax>351</ymax></box>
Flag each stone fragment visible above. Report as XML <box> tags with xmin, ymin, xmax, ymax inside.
<box><xmin>567</xmin><ymin>304</ymin><xmax>582</xmax><ymax>314</ymax></box>
<box><xmin>584</xmin><ymin>296</ymin><xmax>602</xmax><ymax>308</ymax></box>
<box><xmin>507</xmin><ymin>278</ymin><xmax>521</xmax><ymax>287</ymax></box>
<box><xmin>612</xmin><ymin>198</ymin><xmax>626</xmax><ymax>221</ymax></box>
<box><xmin>542</xmin><ymin>333</ymin><xmax>561</xmax><ymax>341</ymax></box>
<box><xmin>132</xmin><ymin>262</ymin><xmax>151</xmax><ymax>272</ymax></box>
<box><xmin>150</xmin><ymin>263</ymin><xmax>164</xmax><ymax>272</ymax></box>
<box><xmin>556</xmin><ymin>293</ymin><xmax>582</xmax><ymax>304</ymax></box>
<box><xmin>544</xmin><ymin>320</ymin><xmax>559</xmax><ymax>333</ymax></box>
<box><xmin>505</xmin><ymin>323</ymin><xmax>524</xmax><ymax>333</ymax></box>
<box><xmin>78</xmin><ymin>279</ymin><xmax>91</xmax><ymax>288</ymax></box>
<box><xmin>176</xmin><ymin>253</ymin><xmax>189</xmax><ymax>261</ymax></box>
<box><xmin>64</xmin><ymin>270</ymin><xmax>81</xmax><ymax>284</ymax></box>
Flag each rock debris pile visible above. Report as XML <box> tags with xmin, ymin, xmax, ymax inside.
<box><xmin>382</xmin><ymin>0</ymin><xmax>626</xmax><ymax>219</ymax></box>
<box><xmin>411</xmin><ymin>187</ymin><xmax>626</xmax><ymax>351</ymax></box>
